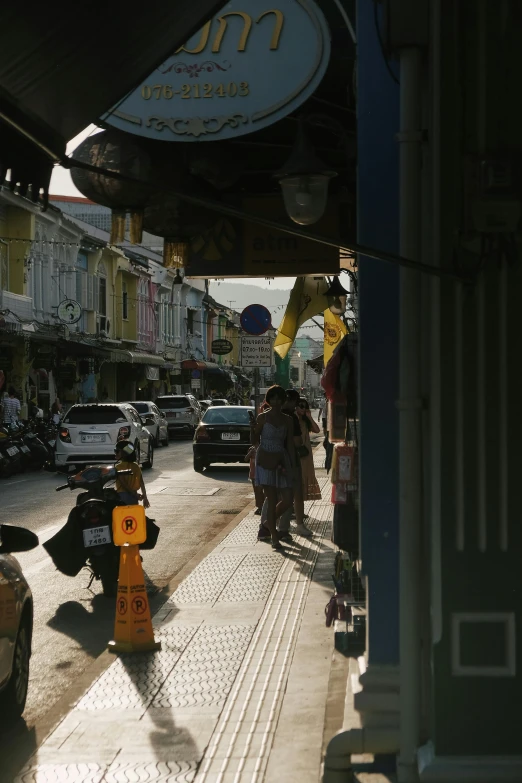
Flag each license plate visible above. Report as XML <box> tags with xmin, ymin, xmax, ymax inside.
<box><xmin>83</xmin><ymin>525</ymin><xmax>111</xmax><ymax>548</ymax></box>
<box><xmin>7</xmin><ymin>446</ymin><xmax>19</xmax><ymax>457</ymax></box>
<box><xmin>48</xmin><ymin>440</ymin><xmax>56</xmax><ymax>448</ymax></box>
<box><xmin>81</xmin><ymin>434</ymin><xmax>105</xmax><ymax>443</ymax></box>
<box><xmin>222</xmin><ymin>432</ymin><xmax>240</xmax><ymax>441</ymax></box>
<box><xmin>20</xmin><ymin>445</ymin><xmax>31</xmax><ymax>454</ymax></box>
<box><xmin>167</xmin><ymin>412</ymin><xmax>176</xmax><ymax>418</ymax></box>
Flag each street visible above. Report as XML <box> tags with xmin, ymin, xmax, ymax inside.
<box><xmin>0</xmin><ymin>439</ymin><xmax>254</xmax><ymax>730</ymax></box>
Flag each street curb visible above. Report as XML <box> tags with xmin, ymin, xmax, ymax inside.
<box><xmin>2</xmin><ymin>500</ymin><xmax>256</xmax><ymax>781</ymax></box>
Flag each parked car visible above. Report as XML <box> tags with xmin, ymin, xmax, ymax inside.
<box><xmin>126</xmin><ymin>401</ymin><xmax>169</xmax><ymax>447</ymax></box>
<box><xmin>193</xmin><ymin>406</ymin><xmax>254</xmax><ymax>472</ymax></box>
<box><xmin>0</xmin><ymin>523</ymin><xmax>39</xmax><ymax>721</ymax></box>
<box><xmin>55</xmin><ymin>403</ymin><xmax>154</xmax><ymax>472</ymax></box>
<box><xmin>209</xmin><ymin>399</ymin><xmax>229</xmax><ymax>406</ymax></box>
<box><xmin>155</xmin><ymin>395</ymin><xmax>201</xmax><ymax>438</ymax></box>
<box><xmin>199</xmin><ymin>399</ymin><xmax>212</xmax><ymax>412</ymax></box>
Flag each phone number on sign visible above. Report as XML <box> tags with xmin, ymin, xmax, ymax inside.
<box><xmin>141</xmin><ymin>82</ymin><xmax>250</xmax><ymax>100</ymax></box>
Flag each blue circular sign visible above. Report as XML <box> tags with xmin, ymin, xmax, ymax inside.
<box><xmin>240</xmin><ymin>304</ymin><xmax>272</xmax><ymax>335</ymax></box>
<box><xmin>191</xmin><ymin>370</ymin><xmax>201</xmax><ymax>379</ymax></box>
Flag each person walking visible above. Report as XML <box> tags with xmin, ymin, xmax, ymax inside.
<box><xmin>296</xmin><ymin>397</ymin><xmax>322</xmax><ymax>500</ymax></box>
<box><xmin>252</xmin><ymin>385</ymin><xmax>294</xmax><ymax>550</ymax></box>
<box><xmin>2</xmin><ymin>386</ymin><xmax>21</xmax><ymax>425</ymax></box>
<box><xmin>114</xmin><ymin>440</ymin><xmax>150</xmax><ymax>508</ymax></box>
<box><xmin>277</xmin><ymin>389</ymin><xmax>313</xmax><ymax>538</ymax></box>
<box><xmin>51</xmin><ymin>397</ymin><xmax>62</xmax><ymax>424</ymax></box>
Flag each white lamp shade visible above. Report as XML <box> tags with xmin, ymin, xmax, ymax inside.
<box><xmin>279</xmin><ymin>174</ymin><xmax>331</xmax><ymax>226</ymax></box>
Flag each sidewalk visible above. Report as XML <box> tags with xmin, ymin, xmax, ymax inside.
<box><xmin>15</xmin><ymin>448</ymin><xmax>337</xmax><ymax>783</ymax></box>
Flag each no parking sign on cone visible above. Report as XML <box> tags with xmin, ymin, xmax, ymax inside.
<box><xmin>108</xmin><ymin>505</ymin><xmax>161</xmax><ymax>654</ymax></box>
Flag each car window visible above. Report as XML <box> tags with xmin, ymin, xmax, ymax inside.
<box><xmin>152</xmin><ymin>406</ymin><xmax>159</xmax><ymax>415</ymax></box>
<box><xmin>203</xmin><ymin>408</ymin><xmax>252</xmax><ymax>425</ymax></box>
<box><xmin>156</xmin><ymin>397</ymin><xmax>191</xmax><ymax>410</ymax></box>
<box><xmin>64</xmin><ymin>406</ymin><xmax>127</xmax><ymax>425</ymax></box>
<box><xmin>129</xmin><ymin>402</ymin><xmax>149</xmax><ymax>414</ymax></box>
<box><xmin>128</xmin><ymin>408</ymin><xmax>141</xmax><ymax>425</ymax></box>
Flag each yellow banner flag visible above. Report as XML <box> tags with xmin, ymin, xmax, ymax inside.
<box><xmin>274</xmin><ymin>277</ymin><xmax>329</xmax><ymax>359</ymax></box>
<box><xmin>323</xmin><ymin>308</ymin><xmax>347</xmax><ymax>365</ymax></box>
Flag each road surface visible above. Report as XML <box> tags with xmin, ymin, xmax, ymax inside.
<box><xmin>0</xmin><ymin>438</ymin><xmax>254</xmax><ymax>730</ymax></box>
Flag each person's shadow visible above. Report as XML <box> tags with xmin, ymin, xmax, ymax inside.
<box><xmin>47</xmin><ymin>595</ymin><xmax>115</xmax><ymax>658</ymax></box>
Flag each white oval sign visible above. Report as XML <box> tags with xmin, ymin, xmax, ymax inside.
<box><xmin>57</xmin><ymin>299</ymin><xmax>82</xmax><ymax>324</ymax></box>
<box><xmin>103</xmin><ymin>0</ymin><xmax>331</xmax><ymax>142</ymax></box>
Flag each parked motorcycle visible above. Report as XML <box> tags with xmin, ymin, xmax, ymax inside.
<box><xmin>31</xmin><ymin>418</ymin><xmax>58</xmax><ymax>470</ymax></box>
<box><xmin>44</xmin><ymin>465</ymin><xmax>159</xmax><ymax>596</ymax></box>
<box><xmin>0</xmin><ymin>425</ymin><xmax>22</xmax><ymax>477</ymax></box>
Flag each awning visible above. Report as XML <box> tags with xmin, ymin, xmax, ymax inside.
<box><xmin>180</xmin><ymin>360</ymin><xmax>228</xmax><ymax>376</ymax></box>
<box><xmin>0</xmin><ymin>0</ymin><xmax>227</xmax><ymax>199</ymax></box>
<box><xmin>181</xmin><ymin>359</ymin><xmax>206</xmax><ymax>371</ymax></box>
<box><xmin>110</xmin><ymin>350</ymin><xmax>165</xmax><ymax>366</ymax></box>
<box><xmin>306</xmin><ymin>355</ymin><xmax>324</xmax><ymax>373</ymax></box>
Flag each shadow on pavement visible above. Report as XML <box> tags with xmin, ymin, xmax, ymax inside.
<box><xmin>46</xmin><ymin>595</ymin><xmax>115</xmax><ymax>658</ymax></box>
<box><xmin>0</xmin><ymin>719</ymin><xmax>37</xmax><ymax>782</ymax></box>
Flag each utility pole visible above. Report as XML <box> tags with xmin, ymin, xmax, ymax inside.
<box><xmin>254</xmin><ymin>366</ymin><xmax>260</xmax><ymax>414</ymax></box>
<box><xmin>227</xmin><ymin>300</ymin><xmax>236</xmax><ymax>310</ymax></box>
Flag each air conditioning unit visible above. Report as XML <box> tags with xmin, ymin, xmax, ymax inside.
<box><xmin>96</xmin><ymin>316</ymin><xmax>111</xmax><ymax>337</ymax></box>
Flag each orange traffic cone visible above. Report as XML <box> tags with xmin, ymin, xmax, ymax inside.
<box><xmin>108</xmin><ymin>543</ymin><xmax>161</xmax><ymax>654</ymax></box>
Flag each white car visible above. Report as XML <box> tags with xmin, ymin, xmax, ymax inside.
<box><xmin>126</xmin><ymin>401</ymin><xmax>169</xmax><ymax>447</ymax></box>
<box><xmin>0</xmin><ymin>524</ymin><xmax>38</xmax><ymax>722</ymax></box>
<box><xmin>55</xmin><ymin>403</ymin><xmax>154</xmax><ymax>472</ymax></box>
<box><xmin>155</xmin><ymin>395</ymin><xmax>202</xmax><ymax>438</ymax></box>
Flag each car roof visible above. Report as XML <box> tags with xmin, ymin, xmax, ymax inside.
<box><xmin>126</xmin><ymin>400</ymin><xmax>154</xmax><ymax>405</ymax></box>
<box><xmin>69</xmin><ymin>403</ymin><xmax>128</xmax><ymax>408</ymax></box>
<box><xmin>206</xmin><ymin>405</ymin><xmax>254</xmax><ymax>410</ymax></box>
<box><xmin>156</xmin><ymin>395</ymin><xmax>189</xmax><ymax>399</ymax></box>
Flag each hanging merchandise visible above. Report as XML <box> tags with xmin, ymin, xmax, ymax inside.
<box><xmin>331</xmin><ymin>481</ymin><xmax>348</xmax><ymax>504</ymax></box>
<box><xmin>327</xmin><ymin>392</ymin><xmax>347</xmax><ymax>442</ymax></box>
<box><xmin>331</xmin><ymin>443</ymin><xmax>356</xmax><ymax>484</ymax></box>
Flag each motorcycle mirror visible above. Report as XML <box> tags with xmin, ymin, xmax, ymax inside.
<box><xmin>0</xmin><ymin>524</ymin><xmax>39</xmax><ymax>554</ymax></box>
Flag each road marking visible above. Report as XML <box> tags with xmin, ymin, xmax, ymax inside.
<box><xmin>6</xmin><ymin>478</ymin><xmax>28</xmax><ymax>485</ymax></box>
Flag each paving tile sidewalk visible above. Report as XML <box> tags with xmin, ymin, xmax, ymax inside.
<box><xmin>15</xmin><ymin>448</ymin><xmax>335</xmax><ymax>783</ymax></box>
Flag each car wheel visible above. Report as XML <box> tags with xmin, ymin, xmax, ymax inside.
<box><xmin>194</xmin><ymin>457</ymin><xmax>205</xmax><ymax>472</ymax></box>
<box><xmin>0</xmin><ymin>615</ymin><xmax>31</xmax><ymax>721</ymax></box>
<box><xmin>143</xmin><ymin>439</ymin><xmax>154</xmax><ymax>470</ymax></box>
<box><xmin>154</xmin><ymin>428</ymin><xmax>161</xmax><ymax>448</ymax></box>
<box><xmin>162</xmin><ymin>431</ymin><xmax>169</xmax><ymax>447</ymax></box>
<box><xmin>134</xmin><ymin>442</ymin><xmax>141</xmax><ymax>466</ymax></box>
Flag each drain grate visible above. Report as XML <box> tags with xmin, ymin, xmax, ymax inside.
<box><xmin>217</xmin><ymin>509</ymin><xmax>241</xmax><ymax>515</ymax></box>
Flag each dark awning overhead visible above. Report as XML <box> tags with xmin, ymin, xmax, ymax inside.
<box><xmin>0</xmin><ymin>0</ymin><xmax>226</xmax><ymax>200</ymax></box>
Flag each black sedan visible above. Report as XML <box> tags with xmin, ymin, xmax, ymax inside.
<box><xmin>193</xmin><ymin>406</ymin><xmax>254</xmax><ymax>472</ymax></box>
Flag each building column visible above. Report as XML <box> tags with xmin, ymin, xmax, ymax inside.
<box><xmin>353</xmin><ymin>0</ymin><xmax>401</xmax><ymax>735</ymax></box>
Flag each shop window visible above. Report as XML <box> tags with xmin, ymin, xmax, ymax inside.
<box><xmin>0</xmin><ymin>240</ymin><xmax>8</xmax><ymax>291</ymax></box>
<box><xmin>122</xmin><ymin>281</ymin><xmax>128</xmax><ymax>320</ymax></box>
<box><xmin>99</xmin><ymin>277</ymin><xmax>107</xmax><ymax>316</ymax></box>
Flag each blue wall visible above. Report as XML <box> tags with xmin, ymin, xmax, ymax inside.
<box><xmin>357</xmin><ymin>0</ymin><xmax>400</xmax><ymax>665</ymax></box>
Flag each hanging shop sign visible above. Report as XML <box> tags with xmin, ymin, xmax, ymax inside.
<box><xmin>240</xmin><ymin>335</ymin><xmax>272</xmax><ymax>367</ymax></box>
<box><xmin>57</xmin><ymin>299</ymin><xmax>82</xmax><ymax>325</ymax></box>
<box><xmin>187</xmin><ymin>196</ymin><xmax>342</xmax><ymax>278</ymax></box>
<box><xmin>103</xmin><ymin>0</ymin><xmax>331</xmax><ymax>142</ymax></box>
<box><xmin>211</xmin><ymin>338</ymin><xmax>234</xmax><ymax>355</ymax></box>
